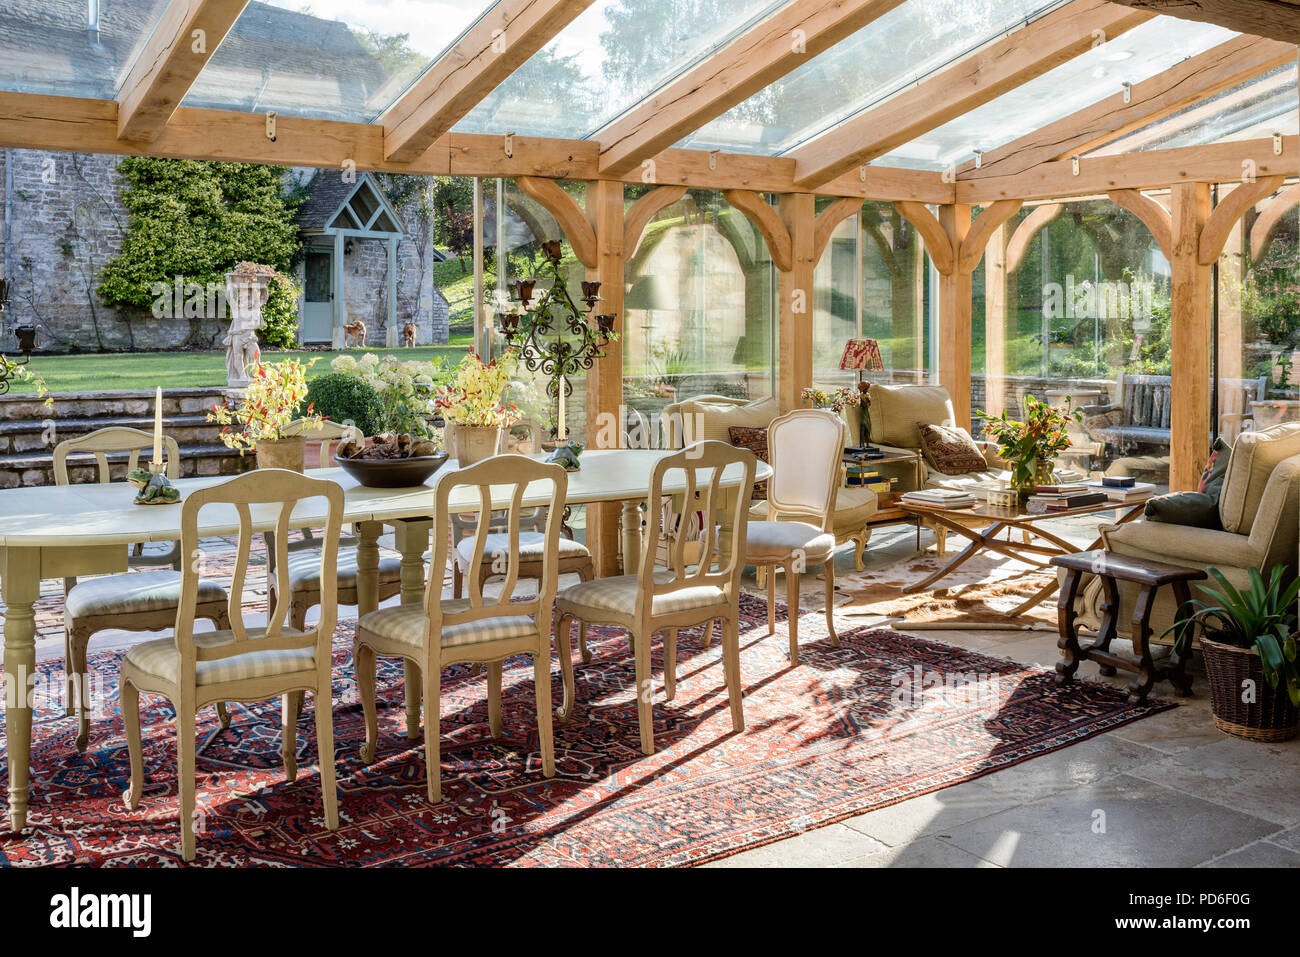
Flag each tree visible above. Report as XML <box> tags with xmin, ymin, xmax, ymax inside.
<box><xmin>97</xmin><ymin>158</ymin><xmax>303</xmax><ymax>348</ymax></box>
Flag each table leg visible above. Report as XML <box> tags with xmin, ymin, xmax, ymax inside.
<box><xmin>2</xmin><ymin>547</ymin><xmax>40</xmax><ymax>832</ymax></box>
<box><xmin>391</xmin><ymin>520</ymin><xmax>430</xmax><ymax>738</ymax></box>
<box><xmin>620</xmin><ymin>501</ymin><xmax>642</xmax><ymax>575</ymax></box>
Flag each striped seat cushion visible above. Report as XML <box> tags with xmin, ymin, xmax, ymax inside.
<box><xmin>358</xmin><ymin>599</ymin><xmax>538</xmax><ymax>651</ymax></box>
<box><xmin>66</xmin><ymin>571</ymin><xmax>226</xmax><ymax>620</ymax></box>
<box><xmin>286</xmin><ymin>546</ymin><xmax>402</xmax><ymax>594</ymax></box>
<box><xmin>124</xmin><ymin>628</ymin><xmax>316</xmax><ymax>687</ymax></box>
<box><xmin>557</xmin><ymin>571</ymin><xmax>726</xmax><ymax>620</ymax></box>
<box><xmin>745</xmin><ymin>520</ymin><xmax>835</xmax><ymax>564</ymax></box>
<box><xmin>454</xmin><ymin>532</ymin><xmax>590</xmax><ymax>571</ymax></box>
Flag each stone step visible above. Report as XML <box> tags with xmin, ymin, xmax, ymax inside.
<box><xmin>0</xmin><ymin>387</ymin><xmax>230</xmax><ymax>421</ymax></box>
<box><xmin>0</xmin><ymin>442</ymin><xmax>244</xmax><ymax>489</ymax></box>
<box><xmin>0</xmin><ymin>413</ymin><xmax>226</xmax><ymax>454</ymax></box>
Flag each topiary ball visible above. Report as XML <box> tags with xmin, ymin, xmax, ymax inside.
<box><xmin>301</xmin><ymin>372</ymin><xmax>385</xmax><ymax>437</ymax></box>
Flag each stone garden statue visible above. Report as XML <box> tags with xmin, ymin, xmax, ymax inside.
<box><xmin>224</xmin><ymin>268</ymin><xmax>273</xmax><ymax>388</ymax></box>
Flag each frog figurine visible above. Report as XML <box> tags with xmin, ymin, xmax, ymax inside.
<box><xmin>129</xmin><ymin>468</ymin><xmax>182</xmax><ymax>505</ymax></box>
<box><xmin>545</xmin><ymin>441</ymin><xmax>584</xmax><ymax>472</ymax></box>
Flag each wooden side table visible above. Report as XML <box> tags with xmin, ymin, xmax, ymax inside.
<box><xmin>1052</xmin><ymin>549</ymin><xmax>1205</xmax><ymax>704</ymax></box>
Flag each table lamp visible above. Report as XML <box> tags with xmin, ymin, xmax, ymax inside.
<box><xmin>839</xmin><ymin>338</ymin><xmax>884</xmax><ymax>447</ymax></box>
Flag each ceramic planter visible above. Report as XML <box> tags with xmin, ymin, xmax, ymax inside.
<box><xmin>256</xmin><ymin>435</ymin><xmax>306</xmax><ymax>472</ymax></box>
<box><xmin>451</xmin><ymin>424</ymin><xmax>501</xmax><ymax>467</ymax></box>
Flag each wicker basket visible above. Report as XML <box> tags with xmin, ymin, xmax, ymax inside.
<box><xmin>1201</xmin><ymin>635</ymin><xmax>1299</xmax><ymax>742</ymax></box>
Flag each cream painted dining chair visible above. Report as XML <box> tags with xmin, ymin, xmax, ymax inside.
<box><xmin>744</xmin><ymin>409</ymin><xmax>843</xmax><ymax>662</ymax></box>
<box><xmin>55</xmin><ymin>426</ymin><xmax>232</xmax><ymax>752</ymax></box>
<box><xmin>553</xmin><ymin>441</ymin><xmax>756</xmax><ymax>756</ymax></box>
<box><xmin>354</xmin><ymin>454</ymin><xmax>568</xmax><ymax>803</ymax></box>
<box><xmin>268</xmin><ymin>419</ymin><xmax>405</xmax><ymax>631</ymax></box>
<box><xmin>119</xmin><ymin>469</ymin><xmax>344</xmax><ymax>862</ymax></box>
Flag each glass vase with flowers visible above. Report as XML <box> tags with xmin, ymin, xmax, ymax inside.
<box><xmin>977</xmin><ymin>394</ymin><xmax>1083</xmax><ymax>499</ymax></box>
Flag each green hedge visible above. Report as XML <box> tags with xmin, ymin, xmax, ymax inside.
<box><xmin>301</xmin><ymin>373</ymin><xmax>386</xmax><ymax>436</ymax></box>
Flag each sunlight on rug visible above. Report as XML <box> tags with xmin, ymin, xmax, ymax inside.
<box><xmin>0</xmin><ymin>596</ymin><xmax>1168</xmax><ymax>867</ymax></box>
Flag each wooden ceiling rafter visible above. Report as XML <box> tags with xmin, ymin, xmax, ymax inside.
<box><xmin>1106</xmin><ymin>0</ymin><xmax>1300</xmax><ymax>44</ymax></box>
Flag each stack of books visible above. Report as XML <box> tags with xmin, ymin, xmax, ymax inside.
<box><xmin>844</xmin><ymin>462</ymin><xmax>898</xmax><ymax>494</ymax></box>
<box><xmin>900</xmin><ymin>487</ymin><xmax>977</xmax><ymax>509</ymax></box>
<box><xmin>1086</xmin><ymin>478</ymin><xmax>1157</xmax><ymax>503</ymax></box>
<box><xmin>1025</xmin><ymin>486</ymin><xmax>1109</xmax><ymax>513</ymax></box>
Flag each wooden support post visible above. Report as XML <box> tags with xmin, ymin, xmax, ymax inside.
<box><xmin>1170</xmin><ymin>182</ymin><xmax>1213</xmax><ymax>490</ymax></box>
<box><xmin>585</xmin><ymin>179</ymin><xmax>625</xmax><ymax>576</ymax></box>
<box><xmin>1217</xmin><ymin>185</ymin><xmax>1247</xmax><ymax>384</ymax></box>
<box><xmin>778</xmin><ymin>193</ymin><xmax>816</xmax><ymax>413</ymax></box>
<box><xmin>938</xmin><ymin>205</ymin><xmax>973</xmax><ymax>430</ymax></box>
<box><xmin>984</xmin><ymin>222</ymin><xmax>1009</xmax><ymax>418</ymax></box>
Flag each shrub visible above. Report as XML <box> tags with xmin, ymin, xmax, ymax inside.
<box><xmin>260</xmin><ymin>273</ymin><xmax>301</xmax><ymax>349</ymax></box>
<box><xmin>301</xmin><ymin>372</ymin><xmax>386</xmax><ymax>436</ymax></box>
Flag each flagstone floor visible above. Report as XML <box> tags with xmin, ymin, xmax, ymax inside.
<box><xmin>10</xmin><ymin>516</ymin><xmax>1300</xmax><ymax>868</ymax></box>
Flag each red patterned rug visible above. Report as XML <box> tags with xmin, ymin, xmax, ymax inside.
<box><xmin>0</xmin><ymin>596</ymin><xmax>1168</xmax><ymax>867</ymax></box>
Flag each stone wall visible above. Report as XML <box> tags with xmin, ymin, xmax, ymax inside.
<box><xmin>0</xmin><ymin>148</ymin><xmax>450</xmax><ymax>353</ymax></box>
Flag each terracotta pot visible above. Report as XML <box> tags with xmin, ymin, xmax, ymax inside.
<box><xmin>451</xmin><ymin>424</ymin><xmax>501</xmax><ymax>467</ymax></box>
<box><xmin>256</xmin><ymin>435</ymin><xmax>307</xmax><ymax>472</ymax></box>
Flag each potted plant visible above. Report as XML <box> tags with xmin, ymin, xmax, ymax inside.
<box><xmin>1170</xmin><ymin>564</ymin><xmax>1300</xmax><ymax>742</ymax></box>
<box><xmin>433</xmin><ymin>351</ymin><xmax>521</xmax><ymax>466</ymax></box>
<box><xmin>208</xmin><ymin>357</ymin><xmax>323</xmax><ymax>471</ymax></box>
<box><xmin>977</xmin><ymin>394</ymin><xmax>1083</xmax><ymax>498</ymax></box>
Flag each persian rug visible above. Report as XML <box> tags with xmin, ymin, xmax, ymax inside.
<box><xmin>0</xmin><ymin>596</ymin><xmax>1168</xmax><ymax>867</ymax></box>
<box><xmin>837</xmin><ymin>552</ymin><xmax>1059</xmax><ymax>627</ymax></box>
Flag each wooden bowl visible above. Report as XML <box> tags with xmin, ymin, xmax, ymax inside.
<box><xmin>337</xmin><ymin>453</ymin><xmax>449</xmax><ymax>488</ymax></box>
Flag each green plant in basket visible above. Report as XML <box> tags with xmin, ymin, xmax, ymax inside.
<box><xmin>977</xmin><ymin>394</ymin><xmax>1082</xmax><ymax>491</ymax></box>
<box><xmin>1169</xmin><ymin>564</ymin><xmax>1300</xmax><ymax>707</ymax></box>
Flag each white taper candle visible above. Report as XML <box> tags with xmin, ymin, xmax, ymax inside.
<box><xmin>153</xmin><ymin>387</ymin><xmax>163</xmax><ymax>465</ymax></box>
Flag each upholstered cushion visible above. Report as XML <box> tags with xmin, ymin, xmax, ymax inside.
<box><xmin>66</xmin><ymin>570</ymin><xmax>226</xmax><ymax>621</ymax></box>
<box><xmin>676</xmin><ymin>395</ymin><xmax>779</xmax><ymax>444</ymax></box>
<box><xmin>358</xmin><ymin>599</ymin><xmax>538</xmax><ymax>651</ymax></box>
<box><xmin>917</xmin><ymin>423</ymin><xmax>987</xmax><ymax>474</ymax></box>
<box><xmin>749</xmin><ymin>485</ymin><xmax>878</xmax><ymax>536</ymax></box>
<box><xmin>557</xmin><ymin>570</ymin><xmax>726</xmax><ymax>621</ymax></box>
<box><xmin>1219</xmin><ymin>423</ymin><xmax>1300</xmax><ymax>533</ymax></box>
<box><xmin>1198</xmin><ymin>436</ymin><xmax>1231</xmax><ymax>497</ymax></box>
<box><xmin>454</xmin><ymin>532</ymin><xmax>590</xmax><ymax>571</ymax></box>
<box><xmin>1144</xmin><ymin>491</ymin><xmax>1222</xmax><ymax>529</ymax></box>
<box><xmin>286</xmin><ymin>547</ymin><xmax>401</xmax><ymax>594</ymax></box>
<box><xmin>865</xmin><ymin>385</ymin><xmax>955</xmax><ymax>449</ymax></box>
<box><xmin>745</xmin><ymin>520</ymin><xmax>835</xmax><ymax>564</ymax></box>
<box><xmin>125</xmin><ymin>628</ymin><xmax>315</xmax><ymax>686</ymax></box>
<box><xmin>727</xmin><ymin>425</ymin><xmax>770</xmax><ymax>500</ymax></box>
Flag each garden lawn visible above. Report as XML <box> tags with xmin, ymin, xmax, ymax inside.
<box><xmin>7</xmin><ymin>344</ymin><xmax>472</xmax><ymax>394</ymax></box>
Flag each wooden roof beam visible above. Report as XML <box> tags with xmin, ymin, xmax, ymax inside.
<box><xmin>596</xmin><ymin>0</ymin><xmax>907</xmax><ymax>177</ymax></box>
<box><xmin>955</xmin><ymin>35</ymin><xmax>1297</xmax><ymax>182</ymax></box>
<box><xmin>1106</xmin><ymin>0</ymin><xmax>1300</xmax><ymax>43</ymax></box>
<box><xmin>116</xmin><ymin>0</ymin><xmax>250</xmax><ymax>143</ymax></box>
<box><xmin>381</xmin><ymin>0</ymin><xmax>594</xmax><ymax>163</ymax></box>
<box><xmin>789</xmin><ymin>0</ymin><xmax>1154</xmax><ymax>189</ymax></box>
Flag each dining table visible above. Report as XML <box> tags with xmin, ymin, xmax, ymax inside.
<box><xmin>0</xmin><ymin>448</ymin><xmax>770</xmax><ymax>831</ymax></box>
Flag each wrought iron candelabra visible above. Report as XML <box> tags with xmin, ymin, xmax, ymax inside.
<box><xmin>499</xmin><ymin>240</ymin><xmax>616</xmax><ymax>441</ymax></box>
<box><xmin>0</xmin><ymin>278</ymin><xmax>38</xmax><ymax>397</ymax></box>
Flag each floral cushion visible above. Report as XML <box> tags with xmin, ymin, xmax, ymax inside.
<box><xmin>727</xmin><ymin>425</ymin><xmax>770</xmax><ymax>500</ymax></box>
<box><xmin>917</xmin><ymin>423</ymin><xmax>987</xmax><ymax>475</ymax></box>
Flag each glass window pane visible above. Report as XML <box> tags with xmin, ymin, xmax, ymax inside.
<box><xmin>183</xmin><ymin>1</ymin><xmax>495</xmax><ymax>123</ymax></box>
<box><xmin>455</xmin><ymin>0</ymin><xmax>787</xmax><ymax>139</ymax></box>
<box><xmin>881</xmin><ymin>17</ymin><xmax>1238</xmax><ymax>171</ymax></box>
<box><xmin>0</xmin><ymin>0</ymin><xmax>173</xmax><ymax>99</ymax></box>
<box><xmin>683</xmin><ymin>0</ymin><xmax>1064</xmax><ymax>156</ymax></box>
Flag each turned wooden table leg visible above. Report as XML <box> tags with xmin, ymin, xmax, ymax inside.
<box><xmin>620</xmin><ymin>500</ymin><xmax>642</xmax><ymax>575</ymax></box>
<box><xmin>393</xmin><ymin>519</ymin><xmax>431</xmax><ymax>738</ymax></box>
<box><xmin>1055</xmin><ymin>567</ymin><xmax>1084</xmax><ymax>687</ymax></box>
<box><xmin>2</xmin><ymin>547</ymin><xmax>40</xmax><ymax>832</ymax></box>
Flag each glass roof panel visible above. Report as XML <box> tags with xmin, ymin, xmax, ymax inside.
<box><xmin>1088</xmin><ymin>62</ymin><xmax>1298</xmax><ymax>155</ymax></box>
<box><xmin>182</xmin><ymin>0</ymin><xmax>496</xmax><ymax>124</ymax></box>
<box><xmin>453</xmin><ymin>0</ymin><xmax>789</xmax><ymax>139</ymax></box>
<box><xmin>879</xmin><ymin>17</ymin><xmax>1238</xmax><ymax>171</ymax></box>
<box><xmin>0</xmin><ymin>0</ymin><xmax>173</xmax><ymax>99</ymax></box>
<box><xmin>681</xmin><ymin>0</ymin><xmax>1068</xmax><ymax>156</ymax></box>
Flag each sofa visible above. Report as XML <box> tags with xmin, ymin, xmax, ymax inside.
<box><xmin>1073</xmin><ymin>422</ymin><xmax>1300</xmax><ymax>643</ymax></box>
<box><xmin>661</xmin><ymin>394</ymin><xmax>879</xmax><ymax>569</ymax></box>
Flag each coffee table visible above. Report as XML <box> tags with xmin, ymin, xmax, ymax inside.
<box><xmin>897</xmin><ymin>494</ymin><xmax>1152</xmax><ymax>616</ymax></box>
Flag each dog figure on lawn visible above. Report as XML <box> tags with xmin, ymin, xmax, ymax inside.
<box><xmin>402</xmin><ymin>322</ymin><xmax>417</xmax><ymax>347</ymax></box>
<box><xmin>343</xmin><ymin>319</ymin><xmax>366</xmax><ymax>349</ymax></box>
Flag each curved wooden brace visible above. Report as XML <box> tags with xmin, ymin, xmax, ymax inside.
<box><xmin>1250</xmin><ymin>183</ymin><xmax>1300</xmax><ymax>262</ymax></box>
<box><xmin>813</xmin><ymin>196</ymin><xmax>863</xmax><ymax>263</ymax></box>
<box><xmin>958</xmin><ymin>200</ymin><xmax>1022</xmax><ymax>273</ymax></box>
<box><xmin>515</xmin><ymin>176</ymin><xmax>598</xmax><ymax>268</ymax></box>
<box><xmin>624</xmin><ymin>185</ymin><xmax>688</xmax><ymax>259</ymax></box>
<box><xmin>895</xmin><ymin>201</ymin><xmax>954</xmax><ymax>275</ymax></box>
<box><xmin>1005</xmin><ymin>203</ymin><xmax>1062</xmax><ymax>274</ymax></box>
<box><xmin>722</xmin><ymin>189</ymin><xmax>792</xmax><ymax>271</ymax></box>
<box><xmin>1108</xmin><ymin>189</ymin><xmax>1172</xmax><ymax>262</ymax></box>
<box><xmin>1200</xmin><ymin>175</ymin><xmax>1287</xmax><ymax>264</ymax></box>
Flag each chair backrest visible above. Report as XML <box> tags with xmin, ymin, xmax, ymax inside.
<box><xmin>284</xmin><ymin>418</ymin><xmax>363</xmax><ymax>468</ymax></box>
<box><xmin>175</xmin><ymin>469</ymin><xmax>344</xmax><ymax>679</ymax></box>
<box><xmin>54</xmin><ymin>426</ymin><xmax>181</xmax><ymax>485</ymax></box>
<box><xmin>501</xmin><ymin>417</ymin><xmax>546</xmax><ymax>453</ymax></box>
<box><xmin>766</xmin><ymin>409</ymin><xmax>844</xmax><ymax>531</ymax></box>
<box><xmin>427</xmin><ymin>455</ymin><xmax>567</xmax><ymax>635</ymax></box>
<box><xmin>639</xmin><ymin>441</ymin><xmax>756</xmax><ymax>616</ymax></box>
